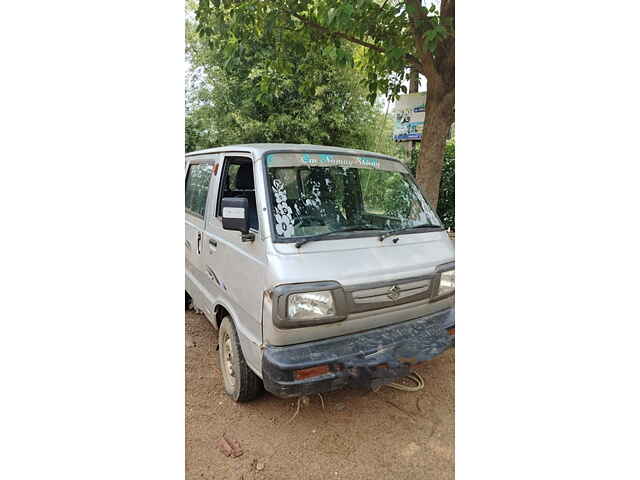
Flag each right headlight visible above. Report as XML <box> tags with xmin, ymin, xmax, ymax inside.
<box><xmin>432</xmin><ymin>266</ymin><xmax>455</xmax><ymax>300</ymax></box>
<box><xmin>288</xmin><ymin>291</ymin><xmax>336</xmax><ymax>321</ymax></box>
<box><xmin>271</xmin><ymin>281</ymin><xmax>347</xmax><ymax>329</ymax></box>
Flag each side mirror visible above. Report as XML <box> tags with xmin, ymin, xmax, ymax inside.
<box><xmin>221</xmin><ymin>197</ymin><xmax>254</xmax><ymax>242</ymax></box>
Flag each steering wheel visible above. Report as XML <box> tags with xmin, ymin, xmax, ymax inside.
<box><xmin>294</xmin><ymin>215</ymin><xmax>326</xmax><ymax>227</ymax></box>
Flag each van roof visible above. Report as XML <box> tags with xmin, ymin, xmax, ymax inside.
<box><xmin>185</xmin><ymin>143</ymin><xmax>401</xmax><ymax>162</ymax></box>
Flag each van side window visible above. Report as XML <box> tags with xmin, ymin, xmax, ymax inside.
<box><xmin>185</xmin><ymin>163</ymin><xmax>213</xmax><ymax>218</ymax></box>
<box><xmin>217</xmin><ymin>158</ymin><xmax>259</xmax><ymax>231</ymax></box>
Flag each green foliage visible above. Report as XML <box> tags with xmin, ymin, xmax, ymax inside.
<box><xmin>192</xmin><ymin>0</ymin><xmax>455</xmax><ymax>210</ymax></box>
<box><xmin>187</xmin><ymin>0</ymin><xmax>454</xmax><ymax>224</ymax></box>
<box><xmin>185</xmin><ymin>3</ymin><xmax>398</xmax><ymax>153</ymax></box>
<box><xmin>406</xmin><ymin>146</ymin><xmax>420</xmax><ymax>176</ymax></box>
<box><xmin>437</xmin><ymin>140</ymin><xmax>455</xmax><ymax>229</ymax></box>
<box><xmin>195</xmin><ymin>0</ymin><xmax>453</xmax><ymax>104</ymax></box>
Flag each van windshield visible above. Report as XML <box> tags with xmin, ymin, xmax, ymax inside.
<box><xmin>265</xmin><ymin>152</ymin><xmax>442</xmax><ymax>240</ymax></box>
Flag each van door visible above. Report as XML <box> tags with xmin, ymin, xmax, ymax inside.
<box><xmin>185</xmin><ymin>159</ymin><xmax>215</xmax><ymax>314</ymax></box>
<box><xmin>205</xmin><ymin>153</ymin><xmax>267</xmax><ymax>372</ymax></box>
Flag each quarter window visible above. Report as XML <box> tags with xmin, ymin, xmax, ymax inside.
<box><xmin>185</xmin><ymin>163</ymin><xmax>213</xmax><ymax>218</ymax></box>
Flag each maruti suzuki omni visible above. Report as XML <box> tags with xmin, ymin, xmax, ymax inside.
<box><xmin>185</xmin><ymin>144</ymin><xmax>454</xmax><ymax>402</ymax></box>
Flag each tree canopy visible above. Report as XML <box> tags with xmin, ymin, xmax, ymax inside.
<box><xmin>196</xmin><ymin>0</ymin><xmax>452</xmax><ymax>102</ymax></box>
<box><xmin>195</xmin><ymin>0</ymin><xmax>454</xmax><ymax>208</ymax></box>
<box><xmin>186</xmin><ymin>4</ymin><xmax>399</xmax><ymax>155</ymax></box>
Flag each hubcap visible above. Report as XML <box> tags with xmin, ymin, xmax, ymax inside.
<box><xmin>222</xmin><ymin>332</ymin><xmax>235</xmax><ymax>387</ymax></box>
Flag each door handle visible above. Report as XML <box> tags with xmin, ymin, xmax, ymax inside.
<box><xmin>209</xmin><ymin>239</ymin><xmax>217</xmax><ymax>248</ymax></box>
<box><xmin>197</xmin><ymin>232</ymin><xmax>202</xmax><ymax>255</ymax></box>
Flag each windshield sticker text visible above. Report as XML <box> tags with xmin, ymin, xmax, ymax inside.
<box><xmin>298</xmin><ymin>154</ymin><xmax>380</xmax><ymax>169</ymax></box>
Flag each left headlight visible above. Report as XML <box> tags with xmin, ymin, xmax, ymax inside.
<box><xmin>288</xmin><ymin>291</ymin><xmax>335</xmax><ymax>321</ymax></box>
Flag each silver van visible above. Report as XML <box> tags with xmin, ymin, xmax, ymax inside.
<box><xmin>185</xmin><ymin>144</ymin><xmax>454</xmax><ymax>402</ymax></box>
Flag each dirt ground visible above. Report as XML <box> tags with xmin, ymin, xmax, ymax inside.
<box><xmin>186</xmin><ymin>310</ymin><xmax>454</xmax><ymax>480</ymax></box>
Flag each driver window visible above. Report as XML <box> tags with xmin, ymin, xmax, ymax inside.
<box><xmin>216</xmin><ymin>157</ymin><xmax>259</xmax><ymax>231</ymax></box>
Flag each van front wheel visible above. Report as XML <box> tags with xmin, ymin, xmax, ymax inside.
<box><xmin>218</xmin><ymin>316</ymin><xmax>262</xmax><ymax>402</ymax></box>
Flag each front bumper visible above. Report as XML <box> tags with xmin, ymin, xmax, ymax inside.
<box><xmin>262</xmin><ymin>308</ymin><xmax>455</xmax><ymax>398</ymax></box>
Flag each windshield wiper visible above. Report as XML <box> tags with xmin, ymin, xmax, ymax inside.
<box><xmin>379</xmin><ymin>223</ymin><xmax>443</xmax><ymax>241</ymax></box>
<box><xmin>295</xmin><ymin>225</ymin><xmax>382</xmax><ymax>249</ymax></box>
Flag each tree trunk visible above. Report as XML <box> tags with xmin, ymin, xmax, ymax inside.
<box><xmin>409</xmin><ymin>68</ymin><xmax>420</xmax><ymax>93</ymax></box>
<box><xmin>414</xmin><ymin>84</ymin><xmax>454</xmax><ymax>210</ymax></box>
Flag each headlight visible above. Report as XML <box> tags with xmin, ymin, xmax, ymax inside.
<box><xmin>288</xmin><ymin>291</ymin><xmax>335</xmax><ymax>321</ymax></box>
<box><xmin>435</xmin><ymin>268</ymin><xmax>455</xmax><ymax>299</ymax></box>
<box><xmin>271</xmin><ymin>281</ymin><xmax>347</xmax><ymax>328</ymax></box>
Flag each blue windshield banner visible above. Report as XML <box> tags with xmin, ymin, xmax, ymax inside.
<box><xmin>265</xmin><ymin>153</ymin><xmax>405</xmax><ymax>172</ymax></box>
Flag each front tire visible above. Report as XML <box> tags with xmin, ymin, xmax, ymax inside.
<box><xmin>218</xmin><ymin>316</ymin><xmax>263</xmax><ymax>402</ymax></box>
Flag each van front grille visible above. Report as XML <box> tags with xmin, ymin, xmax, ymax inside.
<box><xmin>345</xmin><ymin>276</ymin><xmax>434</xmax><ymax>314</ymax></box>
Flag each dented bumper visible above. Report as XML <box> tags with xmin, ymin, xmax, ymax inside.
<box><xmin>262</xmin><ymin>308</ymin><xmax>455</xmax><ymax>398</ymax></box>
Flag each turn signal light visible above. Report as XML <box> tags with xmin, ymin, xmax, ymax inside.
<box><xmin>293</xmin><ymin>365</ymin><xmax>330</xmax><ymax>380</ymax></box>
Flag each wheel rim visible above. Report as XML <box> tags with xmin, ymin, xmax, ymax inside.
<box><xmin>221</xmin><ymin>331</ymin><xmax>235</xmax><ymax>387</ymax></box>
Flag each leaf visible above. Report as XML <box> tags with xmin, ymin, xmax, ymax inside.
<box><xmin>327</xmin><ymin>7</ymin><xmax>336</xmax><ymax>25</ymax></box>
<box><xmin>389</xmin><ymin>47</ymin><xmax>403</xmax><ymax>60</ymax></box>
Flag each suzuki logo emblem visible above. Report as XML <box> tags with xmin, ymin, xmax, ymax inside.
<box><xmin>387</xmin><ymin>285</ymin><xmax>401</xmax><ymax>301</ymax></box>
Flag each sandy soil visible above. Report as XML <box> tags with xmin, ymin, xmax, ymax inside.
<box><xmin>186</xmin><ymin>310</ymin><xmax>454</xmax><ymax>480</ymax></box>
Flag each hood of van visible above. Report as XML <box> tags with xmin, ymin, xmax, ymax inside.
<box><xmin>266</xmin><ymin>230</ymin><xmax>454</xmax><ymax>288</ymax></box>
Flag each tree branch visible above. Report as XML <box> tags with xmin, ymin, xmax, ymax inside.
<box><xmin>288</xmin><ymin>11</ymin><xmax>424</xmax><ymax>73</ymax></box>
<box><xmin>434</xmin><ymin>0</ymin><xmax>455</xmax><ymax>85</ymax></box>
<box><xmin>290</xmin><ymin>12</ymin><xmax>383</xmax><ymax>51</ymax></box>
<box><xmin>404</xmin><ymin>0</ymin><xmax>439</xmax><ymax>82</ymax></box>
